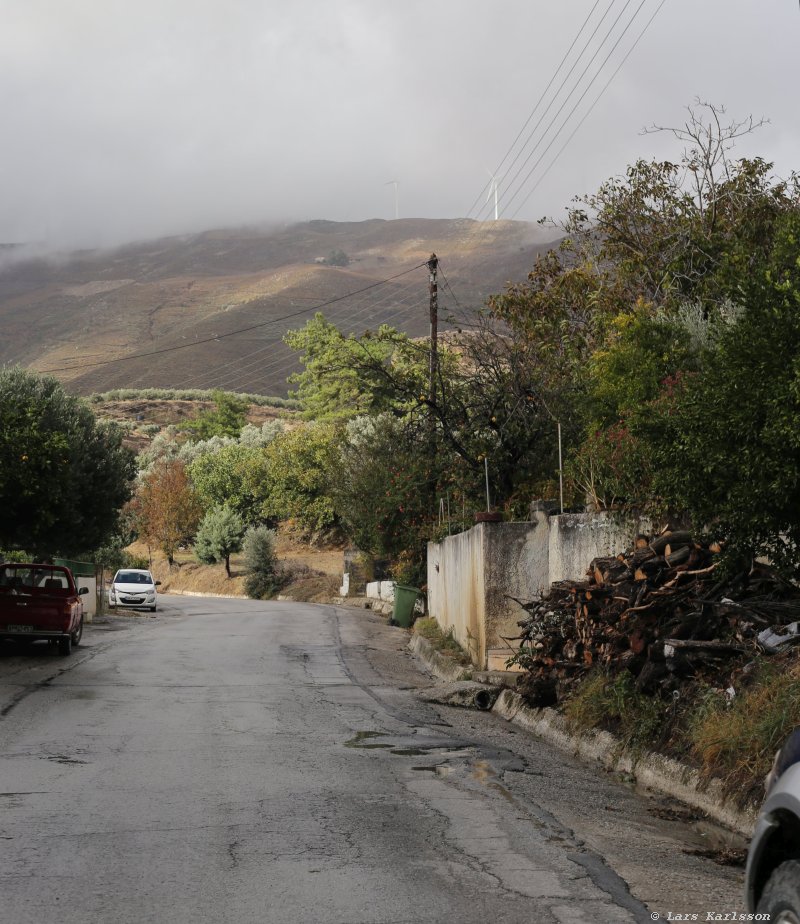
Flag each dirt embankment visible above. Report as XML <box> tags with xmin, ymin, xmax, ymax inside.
<box><xmin>125</xmin><ymin>525</ymin><xmax>344</xmax><ymax>603</ymax></box>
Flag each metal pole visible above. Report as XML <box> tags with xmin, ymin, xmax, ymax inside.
<box><xmin>485</xmin><ymin>456</ymin><xmax>491</xmax><ymax>511</ymax></box>
<box><xmin>558</xmin><ymin>421</ymin><xmax>564</xmax><ymax>514</ymax></box>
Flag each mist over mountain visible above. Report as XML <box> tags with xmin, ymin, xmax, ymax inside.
<box><xmin>0</xmin><ymin>218</ymin><xmax>557</xmax><ymax>398</ymax></box>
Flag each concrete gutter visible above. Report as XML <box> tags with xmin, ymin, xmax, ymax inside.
<box><xmin>409</xmin><ymin>633</ymin><xmax>758</xmax><ymax>836</ymax></box>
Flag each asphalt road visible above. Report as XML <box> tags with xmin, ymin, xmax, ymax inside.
<box><xmin>0</xmin><ymin>596</ymin><xmax>746</xmax><ymax>924</ymax></box>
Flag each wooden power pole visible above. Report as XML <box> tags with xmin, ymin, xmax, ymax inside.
<box><xmin>427</xmin><ymin>252</ymin><xmax>438</xmax><ymax>411</ymax></box>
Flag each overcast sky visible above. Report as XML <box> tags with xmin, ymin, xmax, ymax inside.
<box><xmin>2</xmin><ymin>0</ymin><xmax>798</xmax><ymax>250</ymax></box>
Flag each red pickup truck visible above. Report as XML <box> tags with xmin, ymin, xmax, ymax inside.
<box><xmin>0</xmin><ymin>563</ymin><xmax>88</xmax><ymax>655</ymax></box>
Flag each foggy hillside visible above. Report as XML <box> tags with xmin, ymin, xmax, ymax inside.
<box><xmin>0</xmin><ymin>218</ymin><xmax>557</xmax><ymax>397</ymax></box>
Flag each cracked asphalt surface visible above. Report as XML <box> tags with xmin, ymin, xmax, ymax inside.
<box><xmin>0</xmin><ymin>596</ymin><xmax>746</xmax><ymax>923</ymax></box>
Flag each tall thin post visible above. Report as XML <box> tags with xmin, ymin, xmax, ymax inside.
<box><xmin>386</xmin><ymin>180</ymin><xmax>399</xmax><ymax>219</ymax></box>
<box><xmin>557</xmin><ymin>421</ymin><xmax>564</xmax><ymax>514</ymax></box>
<box><xmin>427</xmin><ymin>253</ymin><xmax>439</xmax><ymax>414</ymax></box>
<box><xmin>484</xmin><ymin>456</ymin><xmax>491</xmax><ymax>511</ymax></box>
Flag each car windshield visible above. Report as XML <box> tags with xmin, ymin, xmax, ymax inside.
<box><xmin>115</xmin><ymin>571</ymin><xmax>153</xmax><ymax>585</ymax></box>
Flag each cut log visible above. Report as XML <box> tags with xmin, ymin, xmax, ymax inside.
<box><xmin>650</xmin><ymin>531</ymin><xmax>693</xmax><ymax>556</ymax></box>
<box><xmin>511</xmin><ymin>528</ymin><xmax>800</xmax><ymax>702</ymax></box>
<box><xmin>666</xmin><ymin>546</ymin><xmax>691</xmax><ymax>567</ymax></box>
<box><xmin>663</xmin><ymin>638</ymin><xmax>746</xmax><ymax>655</ymax></box>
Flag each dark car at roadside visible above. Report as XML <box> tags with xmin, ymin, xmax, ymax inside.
<box><xmin>0</xmin><ymin>562</ymin><xmax>88</xmax><ymax>655</ymax></box>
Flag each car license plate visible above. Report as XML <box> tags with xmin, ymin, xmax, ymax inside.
<box><xmin>121</xmin><ymin>597</ymin><xmax>142</xmax><ymax>603</ymax></box>
<box><xmin>7</xmin><ymin>624</ymin><xmax>33</xmax><ymax>633</ymax></box>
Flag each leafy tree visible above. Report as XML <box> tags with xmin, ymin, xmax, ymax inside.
<box><xmin>287</xmin><ymin>310</ymin><xmax>570</xmax><ymax>513</ymax></box>
<box><xmin>239</xmin><ymin>420</ymin><xmax>282</xmax><ymax>447</ymax></box>
<box><xmin>184</xmin><ymin>390</ymin><xmax>249</xmax><ymax>439</ymax></box>
<box><xmin>323</xmin><ymin>249</ymin><xmax>350</xmax><ymax>267</ymax></box>
<box><xmin>565</xmin><ymin>423</ymin><xmax>653</xmax><ymax>512</ymax></box>
<box><xmin>507</xmin><ymin>103</ymin><xmax>800</xmax><ymax>520</ymax></box>
<box><xmin>557</xmin><ymin>104</ymin><xmax>798</xmax><ymax>321</ymax></box>
<box><xmin>137</xmin><ymin>430</ymin><xmax>184</xmax><ymax>474</ymax></box>
<box><xmin>331</xmin><ymin>415</ymin><xmax>442</xmax><ymax>577</ymax></box>
<box><xmin>585</xmin><ymin>302</ymin><xmax>695</xmax><ymax>428</ymax></box>
<box><xmin>242</xmin><ymin>525</ymin><xmax>279</xmax><ymax>599</ymax></box>
<box><xmin>188</xmin><ymin>442</ymin><xmax>271</xmax><ymax>526</ymax></box>
<box><xmin>262</xmin><ymin>423</ymin><xmax>339</xmax><ymax>534</ymax></box>
<box><xmin>194</xmin><ymin>505</ymin><xmax>245</xmax><ymax>577</ymax></box>
<box><xmin>0</xmin><ymin>368</ymin><xmax>135</xmax><ymax>558</ymax></box>
<box><xmin>133</xmin><ymin>459</ymin><xmax>202</xmax><ymax>565</ymax></box>
<box><xmin>284</xmin><ymin>314</ymin><xmax>415</xmax><ymax>421</ymax></box>
<box><xmin>642</xmin><ymin>210</ymin><xmax>800</xmax><ymax>576</ymax></box>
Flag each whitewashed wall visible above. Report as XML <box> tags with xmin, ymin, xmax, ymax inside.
<box><xmin>427</xmin><ymin>512</ymin><xmax>647</xmax><ymax>668</ymax></box>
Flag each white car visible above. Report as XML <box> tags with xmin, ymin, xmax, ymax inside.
<box><xmin>108</xmin><ymin>569</ymin><xmax>160</xmax><ymax>612</ymax></box>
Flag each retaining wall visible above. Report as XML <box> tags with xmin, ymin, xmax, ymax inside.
<box><xmin>427</xmin><ymin>511</ymin><xmax>648</xmax><ymax>668</ymax></box>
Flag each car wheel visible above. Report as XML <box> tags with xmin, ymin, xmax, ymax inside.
<box><xmin>58</xmin><ymin>634</ymin><xmax>72</xmax><ymax>656</ymax></box>
<box><xmin>757</xmin><ymin>859</ymin><xmax>800</xmax><ymax>923</ymax></box>
<box><xmin>149</xmin><ymin>606</ymin><xmax>157</xmax><ymax>613</ymax></box>
<box><xmin>71</xmin><ymin>616</ymin><xmax>83</xmax><ymax>648</ymax></box>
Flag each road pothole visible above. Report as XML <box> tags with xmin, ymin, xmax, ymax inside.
<box><xmin>344</xmin><ymin>731</ymin><xmax>392</xmax><ymax>749</ymax></box>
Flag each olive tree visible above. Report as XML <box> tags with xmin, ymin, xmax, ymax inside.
<box><xmin>194</xmin><ymin>505</ymin><xmax>246</xmax><ymax>577</ymax></box>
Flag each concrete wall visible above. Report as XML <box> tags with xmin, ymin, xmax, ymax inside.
<box><xmin>80</xmin><ymin>577</ymin><xmax>96</xmax><ymax>621</ymax></box>
<box><xmin>365</xmin><ymin>581</ymin><xmax>396</xmax><ymax>603</ymax></box>
<box><xmin>548</xmin><ymin>513</ymin><xmax>649</xmax><ymax>582</ymax></box>
<box><xmin>427</xmin><ymin>525</ymin><xmax>486</xmax><ymax>664</ymax></box>
<box><xmin>427</xmin><ymin>512</ymin><xmax>647</xmax><ymax>669</ymax></box>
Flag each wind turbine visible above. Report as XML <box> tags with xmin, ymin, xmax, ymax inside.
<box><xmin>385</xmin><ymin>180</ymin><xmax>399</xmax><ymax>220</ymax></box>
<box><xmin>486</xmin><ymin>170</ymin><xmax>502</xmax><ymax>221</ymax></box>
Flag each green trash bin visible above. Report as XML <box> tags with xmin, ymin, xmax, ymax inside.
<box><xmin>392</xmin><ymin>584</ymin><xmax>422</xmax><ymax>628</ymax></box>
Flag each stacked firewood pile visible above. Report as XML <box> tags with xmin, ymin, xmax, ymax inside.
<box><xmin>509</xmin><ymin>529</ymin><xmax>800</xmax><ymax>706</ymax></box>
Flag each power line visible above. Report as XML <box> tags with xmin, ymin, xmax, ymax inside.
<box><xmin>211</xmin><ymin>291</ymin><xmax>433</xmax><ymax>395</ymax></box>
<box><xmin>472</xmin><ymin>0</ymin><xmax>627</xmax><ymax>222</ymax></box>
<box><xmin>38</xmin><ymin>263</ymin><xmax>428</xmax><ymax>375</ymax></box>
<box><xmin>463</xmin><ymin>0</ymin><xmax>606</xmax><ymax>220</ymax></box>
<box><xmin>171</xmin><ymin>274</ymin><xmax>429</xmax><ymax>392</ymax></box>
<box><xmin>488</xmin><ymin>0</ymin><xmax>645</xmax><ymax>222</ymax></box>
<box><xmin>510</xmin><ymin>0</ymin><xmax>668</xmax><ymax>219</ymax></box>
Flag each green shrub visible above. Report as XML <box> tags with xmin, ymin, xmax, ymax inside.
<box><xmin>123</xmin><ymin>552</ymin><xmax>151</xmax><ymax>570</ymax></box>
<box><xmin>242</xmin><ymin>525</ymin><xmax>279</xmax><ymax>599</ymax></box>
<box><xmin>413</xmin><ymin>617</ymin><xmax>471</xmax><ymax>665</ymax></box>
<box><xmin>564</xmin><ymin>670</ymin><xmax>668</xmax><ymax>756</ymax></box>
<box><xmin>687</xmin><ymin>661</ymin><xmax>800</xmax><ymax>805</ymax></box>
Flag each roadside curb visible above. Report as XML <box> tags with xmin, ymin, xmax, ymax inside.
<box><xmin>409</xmin><ymin>633</ymin><xmax>474</xmax><ymax>683</ymax></box>
<box><xmin>408</xmin><ymin>634</ymin><xmax>758</xmax><ymax>836</ymax></box>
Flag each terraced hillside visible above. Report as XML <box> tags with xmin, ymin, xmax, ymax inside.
<box><xmin>0</xmin><ymin>218</ymin><xmax>556</xmax><ymax>397</ymax></box>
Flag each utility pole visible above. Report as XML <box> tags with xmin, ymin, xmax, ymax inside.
<box><xmin>427</xmin><ymin>253</ymin><xmax>438</xmax><ymax>413</ymax></box>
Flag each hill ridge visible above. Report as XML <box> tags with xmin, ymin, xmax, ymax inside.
<box><xmin>0</xmin><ymin>218</ymin><xmax>557</xmax><ymax>396</ymax></box>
